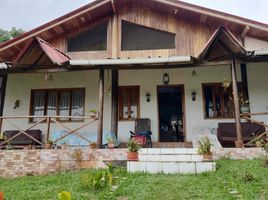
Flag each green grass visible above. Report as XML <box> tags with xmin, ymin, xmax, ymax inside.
<box><xmin>0</xmin><ymin>159</ymin><xmax>267</xmax><ymax>200</ymax></box>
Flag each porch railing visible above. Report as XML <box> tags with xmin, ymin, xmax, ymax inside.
<box><xmin>0</xmin><ymin>115</ymin><xmax>98</xmax><ymax>148</ymax></box>
<box><xmin>240</xmin><ymin>112</ymin><xmax>268</xmax><ymax>146</ymax></box>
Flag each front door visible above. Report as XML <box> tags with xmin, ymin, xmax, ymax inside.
<box><xmin>157</xmin><ymin>85</ymin><xmax>185</xmax><ymax>142</ymax></box>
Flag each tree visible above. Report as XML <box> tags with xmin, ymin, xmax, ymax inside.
<box><xmin>0</xmin><ymin>27</ymin><xmax>24</xmax><ymax>44</ymax></box>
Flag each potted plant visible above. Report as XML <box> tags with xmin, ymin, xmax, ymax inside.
<box><xmin>197</xmin><ymin>136</ymin><xmax>213</xmax><ymax>160</ymax></box>
<box><xmin>89</xmin><ymin>141</ymin><xmax>97</xmax><ymax>149</ymax></box>
<box><xmin>127</xmin><ymin>138</ymin><xmax>141</xmax><ymax>161</ymax></box>
<box><xmin>107</xmin><ymin>137</ymin><xmax>115</xmax><ymax>149</ymax></box>
<box><xmin>239</xmin><ymin>93</ymin><xmax>250</xmax><ymax>113</ymax></box>
<box><xmin>89</xmin><ymin>109</ymin><xmax>97</xmax><ymax>118</ymax></box>
<box><xmin>0</xmin><ymin>133</ymin><xmax>6</xmax><ymax>142</ymax></box>
<box><xmin>45</xmin><ymin>139</ymin><xmax>53</xmax><ymax>149</ymax></box>
<box><xmin>266</xmin><ymin>133</ymin><xmax>268</xmax><ymax>143</ymax></box>
<box><xmin>255</xmin><ymin>138</ymin><xmax>263</xmax><ymax>148</ymax></box>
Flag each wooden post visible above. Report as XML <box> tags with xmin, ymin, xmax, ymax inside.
<box><xmin>231</xmin><ymin>58</ymin><xmax>243</xmax><ymax>147</ymax></box>
<box><xmin>97</xmin><ymin>68</ymin><xmax>104</xmax><ymax>147</ymax></box>
<box><xmin>111</xmin><ymin>69</ymin><xmax>118</xmax><ymax>136</ymax></box>
<box><xmin>46</xmin><ymin>117</ymin><xmax>51</xmax><ymax>142</ymax></box>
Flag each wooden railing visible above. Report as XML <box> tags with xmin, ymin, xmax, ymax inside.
<box><xmin>240</xmin><ymin>112</ymin><xmax>268</xmax><ymax>146</ymax></box>
<box><xmin>0</xmin><ymin>115</ymin><xmax>98</xmax><ymax>148</ymax></box>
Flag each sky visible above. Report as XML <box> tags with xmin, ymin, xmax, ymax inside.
<box><xmin>0</xmin><ymin>0</ymin><xmax>268</xmax><ymax>31</ymax></box>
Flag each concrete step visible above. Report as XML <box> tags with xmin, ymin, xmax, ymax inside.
<box><xmin>139</xmin><ymin>148</ymin><xmax>199</xmax><ymax>155</ymax></box>
<box><xmin>139</xmin><ymin>154</ymin><xmax>203</xmax><ymax>162</ymax></box>
<box><xmin>127</xmin><ymin>161</ymin><xmax>216</xmax><ymax>174</ymax></box>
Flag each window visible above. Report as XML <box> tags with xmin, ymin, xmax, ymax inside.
<box><xmin>118</xmin><ymin>86</ymin><xmax>140</xmax><ymax>120</ymax></box>
<box><xmin>67</xmin><ymin>22</ymin><xmax>108</xmax><ymax>52</ymax></box>
<box><xmin>30</xmin><ymin>88</ymin><xmax>85</xmax><ymax>122</ymax></box>
<box><xmin>202</xmin><ymin>83</ymin><xmax>242</xmax><ymax>119</ymax></box>
<box><xmin>121</xmin><ymin>21</ymin><xmax>176</xmax><ymax>51</ymax></box>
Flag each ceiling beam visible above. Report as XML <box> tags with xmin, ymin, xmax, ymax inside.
<box><xmin>111</xmin><ymin>0</ymin><xmax>116</xmax><ymax>13</ymax></box>
<box><xmin>241</xmin><ymin>26</ymin><xmax>250</xmax><ymax>38</ymax></box>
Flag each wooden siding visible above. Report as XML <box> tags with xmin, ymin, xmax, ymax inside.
<box><xmin>45</xmin><ymin>2</ymin><xmax>235</xmax><ymax>60</ymax></box>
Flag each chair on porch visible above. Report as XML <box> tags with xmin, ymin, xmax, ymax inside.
<box><xmin>130</xmin><ymin>118</ymin><xmax>152</xmax><ymax>148</ymax></box>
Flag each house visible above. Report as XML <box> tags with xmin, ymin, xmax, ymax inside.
<box><xmin>0</xmin><ymin>0</ymin><xmax>268</xmax><ymax>148</ymax></box>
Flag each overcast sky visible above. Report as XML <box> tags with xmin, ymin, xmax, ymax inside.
<box><xmin>0</xmin><ymin>0</ymin><xmax>268</xmax><ymax>31</ymax></box>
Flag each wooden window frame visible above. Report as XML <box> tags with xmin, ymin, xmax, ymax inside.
<box><xmin>29</xmin><ymin>88</ymin><xmax>85</xmax><ymax>123</ymax></box>
<box><xmin>118</xmin><ymin>86</ymin><xmax>140</xmax><ymax>121</ymax></box>
<box><xmin>202</xmin><ymin>82</ymin><xmax>242</xmax><ymax>119</ymax></box>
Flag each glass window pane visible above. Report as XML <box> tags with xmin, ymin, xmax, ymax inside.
<box><xmin>67</xmin><ymin>22</ymin><xmax>108</xmax><ymax>52</ymax></box>
<box><xmin>204</xmin><ymin>86</ymin><xmax>213</xmax><ymax>118</ymax></box>
<box><xmin>47</xmin><ymin>91</ymin><xmax>57</xmax><ymax>116</ymax></box>
<box><xmin>122</xmin><ymin>21</ymin><xmax>175</xmax><ymax>51</ymax></box>
<box><xmin>59</xmin><ymin>91</ymin><xmax>70</xmax><ymax>121</ymax></box>
<box><xmin>71</xmin><ymin>90</ymin><xmax>84</xmax><ymax>120</ymax></box>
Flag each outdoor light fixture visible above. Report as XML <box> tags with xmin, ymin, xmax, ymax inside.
<box><xmin>222</xmin><ymin>79</ymin><xmax>231</xmax><ymax>90</ymax></box>
<box><xmin>146</xmin><ymin>92</ymin><xmax>151</xmax><ymax>102</ymax></box>
<box><xmin>191</xmin><ymin>91</ymin><xmax>197</xmax><ymax>101</ymax></box>
<box><xmin>163</xmin><ymin>73</ymin><xmax>170</xmax><ymax>85</ymax></box>
<box><xmin>13</xmin><ymin>100</ymin><xmax>20</xmax><ymax>109</ymax></box>
<box><xmin>44</xmin><ymin>72</ymin><xmax>53</xmax><ymax>81</ymax></box>
<box><xmin>192</xmin><ymin>69</ymin><xmax>197</xmax><ymax>77</ymax></box>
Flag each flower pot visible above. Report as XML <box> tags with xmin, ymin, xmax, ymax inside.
<box><xmin>108</xmin><ymin>143</ymin><xmax>115</xmax><ymax>149</ymax></box>
<box><xmin>202</xmin><ymin>153</ymin><xmax>213</xmax><ymax>160</ymax></box>
<box><xmin>127</xmin><ymin>151</ymin><xmax>138</xmax><ymax>161</ymax></box>
<box><xmin>89</xmin><ymin>143</ymin><xmax>97</xmax><ymax>149</ymax></box>
<box><xmin>240</xmin><ymin>106</ymin><xmax>250</xmax><ymax>113</ymax></box>
<box><xmin>90</xmin><ymin>112</ymin><xmax>96</xmax><ymax>118</ymax></box>
<box><xmin>0</xmin><ymin>192</ymin><xmax>4</xmax><ymax>200</ymax></box>
<box><xmin>256</xmin><ymin>141</ymin><xmax>263</xmax><ymax>148</ymax></box>
<box><xmin>45</xmin><ymin>143</ymin><xmax>52</xmax><ymax>149</ymax></box>
<box><xmin>235</xmin><ymin>140</ymin><xmax>244</xmax><ymax>148</ymax></box>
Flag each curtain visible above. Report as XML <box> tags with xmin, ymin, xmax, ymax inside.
<box><xmin>47</xmin><ymin>92</ymin><xmax>57</xmax><ymax>116</ymax></box>
<box><xmin>32</xmin><ymin>91</ymin><xmax>45</xmax><ymax>121</ymax></box>
<box><xmin>59</xmin><ymin>91</ymin><xmax>70</xmax><ymax>120</ymax></box>
<box><xmin>71</xmin><ymin>90</ymin><xmax>84</xmax><ymax>121</ymax></box>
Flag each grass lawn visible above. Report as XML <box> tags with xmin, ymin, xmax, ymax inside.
<box><xmin>0</xmin><ymin>159</ymin><xmax>267</xmax><ymax>200</ymax></box>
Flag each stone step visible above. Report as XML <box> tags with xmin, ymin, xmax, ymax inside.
<box><xmin>139</xmin><ymin>154</ymin><xmax>203</xmax><ymax>162</ymax></box>
<box><xmin>127</xmin><ymin>161</ymin><xmax>216</xmax><ymax>174</ymax></box>
<box><xmin>139</xmin><ymin>148</ymin><xmax>199</xmax><ymax>155</ymax></box>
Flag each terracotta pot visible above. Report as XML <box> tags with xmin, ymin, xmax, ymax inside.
<box><xmin>89</xmin><ymin>143</ymin><xmax>97</xmax><ymax>149</ymax></box>
<box><xmin>0</xmin><ymin>192</ymin><xmax>4</xmax><ymax>200</ymax></box>
<box><xmin>256</xmin><ymin>142</ymin><xmax>263</xmax><ymax>148</ymax></box>
<box><xmin>45</xmin><ymin>143</ymin><xmax>52</xmax><ymax>149</ymax></box>
<box><xmin>127</xmin><ymin>151</ymin><xmax>139</xmax><ymax>161</ymax></box>
<box><xmin>90</xmin><ymin>112</ymin><xmax>96</xmax><ymax>118</ymax></box>
<box><xmin>235</xmin><ymin>141</ymin><xmax>244</xmax><ymax>148</ymax></box>
<box><xmin>202</xmin><ymin>153</ymin><xmax>213</xmax><ymax>160</ymax></box>
<box><xmin>108</xmin><ymin>143</ymin><xmax>115</xmax><ymax>149</ymax></box>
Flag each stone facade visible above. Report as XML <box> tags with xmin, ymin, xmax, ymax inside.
<box><xmin>0</xmin><ymin>148</ymin><xmax>266</xmax><ymax>178</ymax></box>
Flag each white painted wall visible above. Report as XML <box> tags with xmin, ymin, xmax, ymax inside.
<box><xmin>2</xmin><ymin>63</ymin><xmax>267</xmax><ymax>143</ymax></box>
<box><xmin>244</xmin><ymin>37</ymin><xmax>268</xmax><ymax>51</ymax></box>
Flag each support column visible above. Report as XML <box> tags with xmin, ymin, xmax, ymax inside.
<box><xmin>111</xmin><ymin>69</ymin><xmax>118</xmax><ymax>136</ymax></box>
<box><xmin>231</xmin><ymin>58</ymin><xmax>243</xmax><ymax>147</ymax></box>
<box><xmin>97</xmin><ymin>68</ymin><xmax>104</xmax><ymax>147</ymax></box>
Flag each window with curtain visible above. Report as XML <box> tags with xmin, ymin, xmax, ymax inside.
<box><xmin>30</xmin><ymin>88</ymin><xmax>85</xmax><ymax>122</ymax></box>
<box><xmin>202</xmin><ymin>83</ymin><xmax>242</xmax><ymax>119</ymax></box>
<box><xmin>118</xmin><ymin>86</ymin><xmax>140</xmax><ymax>120</ymax></box>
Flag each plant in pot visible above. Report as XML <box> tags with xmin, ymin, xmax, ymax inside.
<box><xmin>89</xmin><ymin>109</ymin><xmax>97</xmax><ymax>118</ymax></box>
<box><xmin>107</xmin><ymin>137</ymin><xmax>115</xmax><ymax>149</ymax></box>
<box><xmin>197</xmin><ymin>136</ymin><xmax>213</xmax><ymax>160</ymax></box>
<box><xmin>255</xmin><ymin>138</ymin><xmax>263</xmax><ymax>148</ymax></box>
<box><xmin>89</xmin><ymin>141</ymin><xmax>97</xmax><ymax>149</ymax></box>
<box><xmin>127</xmin><ymin>138</ymin><xmax>141</xmax><ymax>161</ymax></box>
<box><xmin>45</xmin><ymin>139</ymin><xmax>54</xmax><ymax>149</ymax></box>
<box><xmin>239</xmin><ymin>93</ymin><xmax>250</xmax><ymax>113</ymax></box>
<box><xmin>0</xmin><ymin>133</ymin><xmax>6</xmax><ymax>142</ymax></box>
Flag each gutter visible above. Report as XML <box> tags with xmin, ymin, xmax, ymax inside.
<box><xmin>69</xmin><ymin>56</ymin><xmax>193</xmax><ymax>66</ymax></box>
<box><xmin>253</xmin><ymin>49</ymin><xmax>268</xmax><ymax>56</ymax></box>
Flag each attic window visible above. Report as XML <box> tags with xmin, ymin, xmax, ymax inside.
<box><xmin>121</xmin><ymin>21</ymin><xmax>175</xmax><ymax>51</ymax></box>
<box><xmin>67</xmin><ymin>22</ymin><xmax>108</xmax><ymax>52</ymax></box>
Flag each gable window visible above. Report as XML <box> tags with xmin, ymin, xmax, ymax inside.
<box><xmin>67</xmin><ymin>22</ymin><xmax>108</xmax><ymax>52</ymax></box>
<box><xmin>118</xmin><ymin>86</ymin><xmax>140</xmax><ymax>120</ymax></box>
<box><xmin>30</xmin><ymin>88</ymin><xmax>85</xmax><ymax>122</ymax></box>
<box><xmin>121</xmin><ymin>21</ymin><xmax>175</xmax><ymax>51</ymax></box>
<box><xmin>202</xmin><ymin>83</ymin><xmax>242</xmax><ymax>119</ymax></box>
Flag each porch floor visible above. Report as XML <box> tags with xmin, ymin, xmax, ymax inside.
<box><xmin>119</xmin><ymin>142</ymin><xmax>192</xmax><ymax>148</ymax></box>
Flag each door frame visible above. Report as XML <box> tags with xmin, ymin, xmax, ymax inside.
<box><xmin>0</xmin><ymin>74</ymin><xmax>7</xmax><ymax>116</ymax></box>
<box><xmin>156</xmin><ymin>84</ymin><xmax>186</xmax><ymax>142</ymax></box>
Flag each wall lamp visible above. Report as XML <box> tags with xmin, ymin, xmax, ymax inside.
<box><xmin>146</xmin><ymin>92</ymin><xmax>151</xmax><ymax>102</ymax></box>
<box><xmin>191</xmin><ymin>91</ymin><xmax>197</xmax><ymax>101</ymax></box>
<box><xmin>13</xmin><ymin>100</ymin><xmax>20</xmax><ymax>109</ymax></box>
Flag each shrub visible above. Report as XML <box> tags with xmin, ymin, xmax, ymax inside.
<box><xmin>197</xmin><ymin>136</ymin><xmax>213</xmax><ymax>155</ymax></box>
